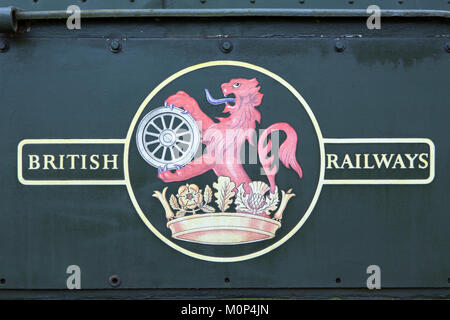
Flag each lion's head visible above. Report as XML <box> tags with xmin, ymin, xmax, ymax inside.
<box><xmin>220</xmin><ymin>78</ymin><xmax>264</xmax><ymax>114</ymax></box>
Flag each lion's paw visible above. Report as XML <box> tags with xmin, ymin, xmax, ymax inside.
<box><xmin>165</xmin><ymin>91</ymin><xmax>196</xmax><ymax>112</ymax></box>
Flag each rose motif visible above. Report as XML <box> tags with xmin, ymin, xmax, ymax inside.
<box><xmin>176</xmin><ymin>184</ymin><xmax>203</xmax><ymax>210</ymax></box>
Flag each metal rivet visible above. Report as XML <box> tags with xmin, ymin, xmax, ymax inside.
<box><xmin>0</xmin><ymin>278</ymin><xmax>6</xmax><ymax>285</ymax></box>
<box><xmin>0</xmin><ymin>39</ymin><xmax>9</xmax><ymax>53</ymax></box>
<box><xmin>108</xmin><ymin>275</ymin><xmax>121</xmax><ymax>287</ymax></box>
<box><xmin>109</xmin><ymin>40</ymin><xmax>122</xmax><ymax>53</ymax></box>
<box><xmin>220</xmin><ymin>40</ymin><xmax>233</xmax><ymax>53</ymax></box>
<box><xmin>224</xmin><ymin>277</ymin><xmax>230</xmax><ymax>283</ymax></box>
<box><xmin>335</xmin><ymin>39</ymin><xmax>346</xmax><ymax>52</ymax></box>
<box><xmin>446</xmin><ymin>42</ymin><xmax>450</xmax><ymax>53</ymax></box>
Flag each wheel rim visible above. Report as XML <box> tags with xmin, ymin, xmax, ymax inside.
<box><xmin>136</xmin><ymin>106</ymin><xmax>201</xmax><ymax>170</ymax></box>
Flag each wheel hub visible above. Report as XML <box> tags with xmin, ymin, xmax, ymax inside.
<box><xmin>160</xmin><ymin>129</ymin><xmax>176</xmax><ymax>147</ymax></box>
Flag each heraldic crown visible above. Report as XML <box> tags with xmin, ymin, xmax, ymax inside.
<box><xmin>153</xmin><ymin>177</ymin><xmax>295</xmax><ymax>245</ymax></box>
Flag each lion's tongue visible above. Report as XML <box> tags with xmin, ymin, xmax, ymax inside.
<box><xmin>205</xmin><ymin>89</ymin><xmax>235</xmax><ymax>106</ymax></box>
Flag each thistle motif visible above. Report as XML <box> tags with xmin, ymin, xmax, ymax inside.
<box><xmin>235</xmin><ymin>181</ymin><xmax>279</xmax><ymax>216</ymax></box>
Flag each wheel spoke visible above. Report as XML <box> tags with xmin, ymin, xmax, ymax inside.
<box><xmin>150</xmin><ymin>121</ymin><xmax>162</xmax><ymax>132</ymax></box>
<box><xmin>145</xmin><ymin>132</ymin><xmax>160</xmax><ymax>137</ymax></box>
<box><xmin>168</xmin><ymin>115</ymin><xmax>175</xmax><ymax>130</ymax></box>
<box><xmin>177</xmin><ymin>131</ymin><xmax>191</xmax><ymax>137</ymax></box>
<box><xmin>145</xmin><ymin>140</ymin><xmax>159</xmax><ymax>146</ymax></box>
<box><xmin>170</xmin><ymin>146</ymin><xmax>176</xmax><ymax>160</ymax></box>
<box><xmin>162</xmin><ymin>147</ymin><xmax>168</xmax><ymax>160</ymax></box>
<box><xmin>160</xmin><ymin>115</ymin><xmax>167</xmax><ymax>129</ymax></box>
<box><xmin>152</xmin><ymin>144</ymin><xmax>162</xmax><ymax>156</ymax></box>
<box><xmin>173</xmin><ymin>121</ymin><xmax>185</xmax><ymax>132</ymax></box>
<box><xmin>177</xmin><ymin>139</ymin><xmax>190</xmax><ymax>146</ymax></box>
<box><xmin>174</xmin><ymin>144</ymin><xmax>184</xmax><ymax>155</ymax></box>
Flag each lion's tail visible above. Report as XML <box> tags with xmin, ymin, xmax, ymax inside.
<box><xmin>258</xmin><ymin>123</ymin><xmax>303</xmax><ymax>192</ymax></box>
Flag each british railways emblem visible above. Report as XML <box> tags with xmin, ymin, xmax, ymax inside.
<box><xmin>18</xmin><ymin>61</ymin><xmax>434</xmax><ymax>262</ymax></box>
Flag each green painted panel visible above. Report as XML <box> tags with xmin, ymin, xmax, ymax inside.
<box><xmin>0</xmin><ymin>17</ymin><xmax>448</xmax><ymax>296</ymax></box>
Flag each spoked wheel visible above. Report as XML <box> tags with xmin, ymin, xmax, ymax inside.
<box><xmin>136</xmin><ymin>106</ymin><xmax>201</xmax><ymax>171</ymax></box>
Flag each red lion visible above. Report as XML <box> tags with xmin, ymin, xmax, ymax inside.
<box><xmin>158</xmin><ymin>78</ymin><xmax>302</xmax><ymax>192</ymax></box>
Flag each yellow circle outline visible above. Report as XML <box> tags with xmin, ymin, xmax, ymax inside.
<box><xmin>124</xmin><ymin>60</ymin><xmax>325</xmax><ymax>262</ymax></box>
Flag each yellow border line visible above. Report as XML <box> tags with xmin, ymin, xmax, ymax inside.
<box><xmin>17</xmin><ymin>139</ymin><xmax>127</xmax><ymax>185</ymax></box>
<box><xmin>323</xmin><ymin>138</ymin><xmax>435</xmax><ymax>185</ymax></box>
<box><xmin>124</xmin><ymin>60</ymin><xmax>325</xmax><ymax>263</ymax></box>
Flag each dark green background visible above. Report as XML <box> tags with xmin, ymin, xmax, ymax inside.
<box><xmin>0</xmin><ymin>15</ymin><xmax>448</xmax><ymax>293</ymax></box>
